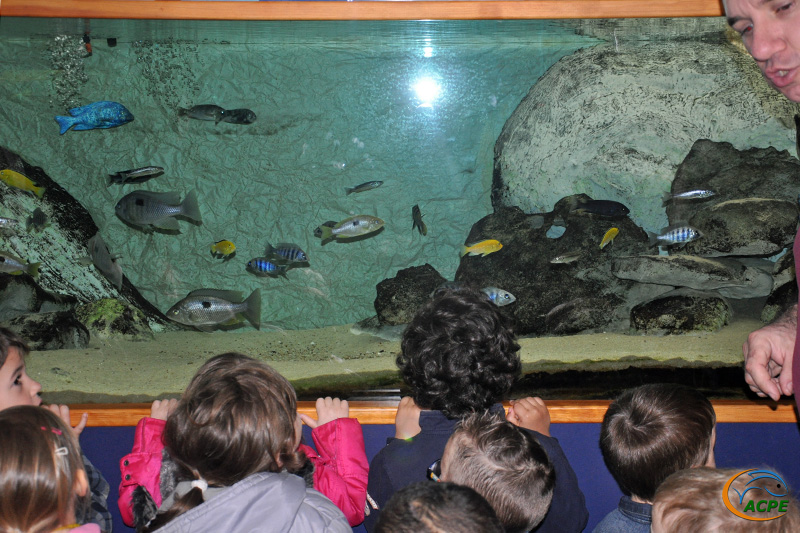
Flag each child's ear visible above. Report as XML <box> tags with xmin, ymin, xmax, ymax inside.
<box><xmin>74</xmin><ymin>468</ymin><xmax>89</xmax><ymax>498</ymax></box>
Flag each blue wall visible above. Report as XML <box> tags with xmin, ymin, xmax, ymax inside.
<box><xmin>84</xmin><ymin>421</ymin><xmax>800</xmax><ymax>533</ymax></box>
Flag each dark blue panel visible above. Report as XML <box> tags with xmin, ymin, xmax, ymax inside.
<box><xmin>81</xmin><ymin>421</ymin><xmax>800</xmax><ymax>533</ymax></box>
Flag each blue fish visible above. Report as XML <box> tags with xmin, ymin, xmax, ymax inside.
<box><xmin>246</xmin><ymin>257</ymin><xmax>289</xmax><ymax>278</ymax></box>
<box><xmin>55</xmin><ymin>101</ymin><xmax>134</xmax><ymax>134</ymax></box>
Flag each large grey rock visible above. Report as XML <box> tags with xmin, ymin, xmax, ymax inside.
<box><xmin>667</xmin><ymin>140</ymin><xmax>800</xmax><ymax>225</ymax></box>
<box><xmin>0</xmin><ymin>274</ymin><xmax>77</xmax><ymax>322</ymax></box>
<box><xmin>630</xmin><ymin>290</ymin><xmax>732</xmax><ymax>334</ymax></box>
<box><xmin>454</xmin><ymin>203</ymin><xmax>668</xmax><ymax>336</ymax></box>
<box><xmin>612</xmin><ymin>255</ymin><xmax>773</xmax><ymax>299</ymax></box>
<box><xmin>683</xmin><ymin>198</ymin><xmax>798</xmax><ymax>257</ymax></box>
<box><xmin>374</xmin><ymin>264</ymin><xmax>447</xmax><ymax>326</ymax></box>
<box><xmin>0</xmin><ymin>146</ymin><xmax>169</xmax><ymax>328</ymax></box>
<box><xmin>493</xmin><ymin>41</ymin><xmax>799</xmax><ymax>231</ymax></box>
<box><xmin>3</xmin><ymin>312</ymin><xmax>89</xmax><ymax>350</ymax></box>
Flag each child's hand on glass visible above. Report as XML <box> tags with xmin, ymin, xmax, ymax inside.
<box><xmin>300</xmin><ymin>397</ymin><xmax>349</xmax><ymax>428</ymax></box>
<box><xmin>46</xmin><ymin>404</ymin><xmax>88</xmax><ymax>438</ymax></box>
<box><xmin>150</xmin><ymin>398</ymin><xmax>179</xmax><ymax>421</ymax></box>
<box><xmin>394</xmin><ymin>396</ymin><xmax>422</xmax><ymax>440</ymax></box>
<box><xmin>507</xmin><ymin>397</ymin><xmax>551</xmax><ymax>437</ymax></box>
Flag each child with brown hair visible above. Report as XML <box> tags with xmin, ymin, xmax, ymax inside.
<box><xmin>594</xmin><ymin>383</ymin><xmax>717</xmax><ymax>533</ymax></box>
<box><xmin>0</xmin><ymin>326</ymin><xmax>112</xmax><ymax>532</ymax></box>
<box><xmin>0</xmin><ymin>405</ymin><xmax>96</xmax><ymax>532</ymax></box>
<box><xmin>120</xmin><ymin>352</ymin><xmax>365</xmax><ymax>531</ymax></box>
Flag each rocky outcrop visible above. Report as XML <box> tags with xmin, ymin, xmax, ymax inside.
<box><xmin>75</xmin><ymin>299</ymin><xmax>154</xmax><ymax>341</ymax></box>
<box><xmin>631</xmin><ymin>290</ymin><xmax>731</xmax><ymax>334</ymax></box>
<box><xmin>5</xmin><ymin>312</ymin><xmax>90</xmax><ymax>350</ymax></box>
<box><xmin>493</xmin><ymin>41</ymin><xmax>799</xmax><ymax>232</ymax></box>
<box><xmin>0</xmin><ymin>146</ymin><xmax>170</xmax><ymax>348</ymax></box>
<box><xmin>374</xmin><ymin>264</ymin><xmax>447</xmax><ymax>326</ymax></box>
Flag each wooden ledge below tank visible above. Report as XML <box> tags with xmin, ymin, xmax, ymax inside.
<box><xmin>66</xmin><ymin>398</ymin><xmax>798</xmax><ymax>427</ymax></box>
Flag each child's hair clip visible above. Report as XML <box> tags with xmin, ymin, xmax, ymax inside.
<box><xmin>40</xmin><ymin>426</ymin><xmax>63</xmax><ymax>435</ymax></box>
<box><xmin>54</xmin><ymin>447</ymin><xmax>68</xmax><ymax>456</ymax></box>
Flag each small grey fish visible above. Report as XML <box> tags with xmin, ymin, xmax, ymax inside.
<box><xmin>318</xmin><ymin>215</ymin><xmax>385</xmax><ymax>244</ymax></box>
<box><xmin>167</xmin><ymin>288</ymin><xmax>261</xmax><ymax>331</ymax></box>
<box><xmin>26</xmin><ymin>208</ymin><xmax>48</xmax><ymax>233</ymax></box>
<box><xmin>109</xmin><ymin>166</ymin><xmax>165</xmax><ymax>185</ymax></box>
<box><xmin>178</xmin><ymin>105</ymin><xmax>225</xmax><ymax>124</ymax></box>
<box><xmin>265</xmin><ymin>242</ymin><xmax>308</xmax><ymax>264</ymax></box>
<box><xmin>412</xmin><ymin>204</ymin><xmax>427</xmax><ymax>236</ymax></box>
<box><xmin>0</xmin><ymin>250</ymin><xmax>40</xmax><ymax>278</ymax></box>
<box><xmin>115</xmin><ymin>190</ymin><xmax>202</xmax><ymax>231</ymax></box>
<box><xmin>221</xmin><ymin>108</ymin><xmax>257</xmax><ymax>125</ymax></box>
<box><xmin>661</xmin><ymin>189</ymin><xmax>715</xmax><ymax>206</ymax></box>
<box><xmin>87</xmin><ymin>233</ymin><xmax>123</xmax><ymax>290</ymax></box>
<box><xmin>345</xmin><ymin>181</ymin><xmax>383</xmax><ymax>195</ymax></box>
<box><xmin>647</xmin><ymin>225</ymin><xmax>702</xmax><ymax>247</ymax></box>
<box><xmin>0</xmin><ymin>216</ymin><xmax>20</xmax><ymax>234</ymax></box>
<box><xmin>550</xmin><ymin>250</ymin><xmax>582</xmax><ymax>264</ymax></box>
<box><xmin>482</xmin><ymin>287</ymin><xmax>516</xmax><ymax>307</ymax></box>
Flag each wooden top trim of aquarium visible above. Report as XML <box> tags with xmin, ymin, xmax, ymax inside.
<box><xmin>68</xmin><ymin>399</ymin><xmax>797</xmax><ymax>427</ymax></box>
<box><xmin>1</xmin><ymin>0</ymin><xmax>725</xmax><ymax>22</ymax></box>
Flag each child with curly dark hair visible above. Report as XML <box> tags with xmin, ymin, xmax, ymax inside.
<box><xmin>363</xmin><ymin>287</ymin><xmax>588</xmax><ymax>532</ymax></box>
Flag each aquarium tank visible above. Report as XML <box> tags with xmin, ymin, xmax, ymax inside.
<box><xmin>1</xmin><ymin>3</ymin><xmax>798</xmax><ymax>402</ymax></box>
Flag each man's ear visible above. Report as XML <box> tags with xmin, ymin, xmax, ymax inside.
<box><xmin>75</xmin><ymin>468</ymin><xmax>89</xmax><ymax>498</ymax></box>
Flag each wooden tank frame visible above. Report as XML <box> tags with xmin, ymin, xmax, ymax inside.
<box><xmin>3</xmin><ymin>0</ymin><xmax>794</xmax><ymax>426</ymax></box>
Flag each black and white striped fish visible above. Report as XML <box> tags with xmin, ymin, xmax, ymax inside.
<box><xmin>648</xmin><ymin>225</ymin><xmax>702</xmax><ymax>247</ymax></box>
<box><xmin>265</xmin><ymin>242</ymin><xmax>308</xmax><ymax>264</ymax></box>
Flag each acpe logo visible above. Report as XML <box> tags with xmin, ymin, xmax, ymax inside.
<box><xmin>723</xmin><ymin>469</ymin><xmax>790</xmax><ymax>521</ymax></box>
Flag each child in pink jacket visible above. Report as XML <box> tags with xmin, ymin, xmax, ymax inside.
<box><xmin>119</xmin><ymin>374</ymin><xmax>368</xmax><ymax>528</ymax></box>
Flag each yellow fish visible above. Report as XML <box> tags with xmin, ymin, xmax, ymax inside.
<box><xmin>600</xmin><ymin>227</ymin><xmax>619</xmax><ymax>249</ymax></box>
<box><xmin>210</xmin><ymin>240</ymin><xmax>236</xmax><ymax>259</ymax></box>
<box><xmin>461</xmin><ymin>239</ymin><xmax>503</xmax><ymax>257</ymax></box>
<box><xmin>0</xmin><ymin>169</ymin><xmax>45</xmax><ymax>198</ymax></box>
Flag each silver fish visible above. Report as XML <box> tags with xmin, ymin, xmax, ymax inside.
<box><xmin>26</xmin><ymin>208</ymin><xmax>48</xmax><ymax>233</ymax></box>
<box><xmin>0</xmin><ymin>216</ymin><xmax>20</xmax><ymax>234</ymax></box>
<box><xmin>265</xmin><ymin>242</ymin><xmax>308</xmax><ymax>264</ymax></box>
<box><xmin>178</xmin><ymin>105</ymin><xmax>224</xmax><ymax>124</ymax></box>
<box><xmin>412</xmin><ymin>205</ymin><xmax>427</xmax><ymax>236</ymax></box>
<box><xmin>220</xmin><ymin>108</ymin><xmax>257</xmax><ymax>125</ymax></box>
<box><xmin>345</xmin><ymin>181</ymin><xmax>383</xmax><ymax>195</ymax></box>
<box><xmin>115</xmin><ymin>190</ymin><xmax>202</xmax><ymax>231</ymax></box>
<box><xmin>648</xmin><ymin>225</ymin><xmax>702</xmax><ymax>247</ymax></box>
<box><xmin>661</xmin><ymin>189</ymin><xmax>715</xmax><ymax>206</ymax></box>
<box><xmin>109</xmin><ymin>166</ymin><xmax>165</xmax><ymax>185</ymax></box>
<box><xmin>550</xmin><ymin>251</ymin><xmax>582</xmax><ymax>264</ymax></box>
<box><xmin>318</xmin><ymin>215</ymin><xmax>384</xmax><ymax>243</ymax></box>
<box><xmin>87</xmin><ymin>233</ymin><xmax>123</xmax><ymax>290</ymax></box>
<box><xmin>167</xmin><ymin>289</ymin><xmax>261</xmax><ymax>331</ymax></box>
<box><xmin>482</xmin><ymin>287</ymin><xmax>516</xmax><ymax>306</ymax></box>
<box><xmin>0</xmin><ymin>250</ymin><xmax>40</xmax><ymax>278</ymax></box>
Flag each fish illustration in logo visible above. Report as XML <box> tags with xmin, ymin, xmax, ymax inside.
<box><xmin>723</xmin><ymin>469</ymin><xmax>790</xmax><ymax>521</ymax></box>
<box><xmin>55</xmin><ymin>101</ymin><xmax>134</xmax><ymax>134</ymax></box>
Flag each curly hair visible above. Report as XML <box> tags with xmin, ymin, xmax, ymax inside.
<box><xmin>145</xmin><ymin>352</ymin><xmax>306</xmax><ymax>530</ymax></box>
<box><xmin>600</xmin><ymin>383</ymin><xmax>716</xmax><ymax>501</ymax></box>
<box><xmin>0</xmin><ymin>406</ymin><xmax>88</xmax><ymax>533</ymax></box>
<box><xmin>397</xmin><ymin>287</ymin><xmax>521</xmax><ymax>418</ymax></box>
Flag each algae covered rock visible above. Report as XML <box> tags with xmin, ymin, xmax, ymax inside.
<box><xmin>75</xmin><ymin>298</ymin><xmax>153</xmax><ymax>340</ymax></box>
<box><xmin>630</xmin><ymin>290</ymin><xmax>731</xmax><ymax>334</ymax></box>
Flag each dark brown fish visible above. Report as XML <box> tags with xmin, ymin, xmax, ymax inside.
<box><xmin>412</xmin><ymin>204</ymin><xmax>427</xmax><ymax>236</ymax></box>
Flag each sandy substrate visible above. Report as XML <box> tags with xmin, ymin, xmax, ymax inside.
<box><xmin>28</xmin><ymin>318</ymin><xmax>758</xmax><ymax>404</ymax></box>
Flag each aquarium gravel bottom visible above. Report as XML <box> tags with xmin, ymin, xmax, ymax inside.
<box><xmin>29</xmin><ymin>319</ymin><xmax>758</xmax><ymax>404</ymax></box>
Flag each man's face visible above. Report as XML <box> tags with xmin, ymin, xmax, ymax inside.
<box><xmin>725</xmin><ymin>0</ymin><xmax>800</xmax><ymax>102</ymax></box>
<box><xmin>0</xmin><ymin>347</ymin><xmax>42</xmax><ymax>411</ymax></box>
